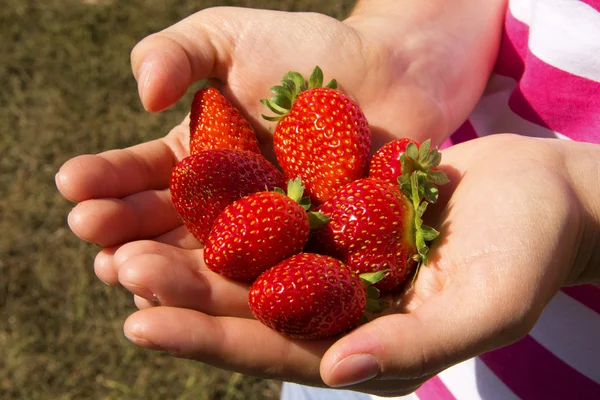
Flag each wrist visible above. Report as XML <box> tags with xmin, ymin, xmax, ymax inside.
<box><xmin>344</xmin><ymin>0</ymin><xmax>508</xmax><ymax>137</ymax></box>
<box><xmin>561</xmin><ymin>141</ymin><xmax>600</xmax><ymax>285</ymax></box>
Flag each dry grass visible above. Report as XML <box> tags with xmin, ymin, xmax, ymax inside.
<box><xmin>0</xmin><ymin>0</ymin><xmax>354</xmax><ymax>398</ymax></box>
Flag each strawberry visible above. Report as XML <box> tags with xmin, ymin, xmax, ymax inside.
<box><xmin>170</xmin><ymin>149</ymin><xmax>286</xmax><ymax>244</ymax></box>
<box><xmin>204</xmin><ymin>179</ymin><xmax>328</xmax><ymax>281</ymax></box>
<box><xmin>248</xmin><ymin>253</ymin><xmax>386</xmax><ymax>340</ymax></box>
<box><xmin>309</xmin><ymin>141</ymin><xmax>449</xmax><ymax>291</ymax></box>
<box><xmin>262</xmin><ymin>66</ymin><xmax>371</xmax><ymax>206</ymax></box>
<box><xmin>189</xmin><ymin>87</ymin><xmax>260</xmax><ymax>154</ymax></box>
<box><xmin>308</xmin><ymin>178</ymin><xmax>417</xmax><ymax>291</ymax></box>
<box><xmin>369</xmin><ymin>138</ymin><xmax>420</xmax><ymax>184</ymax></box>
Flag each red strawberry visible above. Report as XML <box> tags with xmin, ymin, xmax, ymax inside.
<box><xmin>249</xmin><ymin>253</ymin><xmax>386</xmax><ymax>340</ymax></box>
<box><xmin>204</xmin><ymin>179</ymin><xmax>328</xmax><ymax>281</ymax></box>
<box><xmin>262</xmin><ymin>66</ymin><xmax>371</xmax><ymax>205</ymax></box>
<box><xmin>371</xmin><ymin>139</ymin><xmax>448</xmax><ymax>204</ymax></box>
<box><xmin>189</xmin><ymin>87</ymin><xmax>260</xmax><ymax>154</ymax></box>
<box><xmin>369</xmin><ymin>138</ymin><xmax>420</xmax><ymax>184</ymax></box>
<box><xmin>309</xmin><ymin>141</ymin><xmax>449</xmax><ymax>291</ymax></box>
<box><xmin>170</xmin><ymin>149</ymin><xmax>286</xmax><ymax>244</ymax></box>
<box><xmin>308</xmin><ymin>178</ymin><xmax>417</xmax><ymax>291</ymax></box>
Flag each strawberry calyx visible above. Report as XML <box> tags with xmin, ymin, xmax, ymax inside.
<box><xmin>275</xmin><ymin>177</ymin><xmax>330</xmax><ymax>229</ymax></box>
<box><xmin>398</xmin><ymin>140</ymin><xmax>449</xmax><ymax>268</ymax></box>
<box><xmin>359</xmin><ymin>270</ymin><xmax>390</xmax><ymax>323</ymax></box>
<box><xmin>398</xmin><ymin>140</ymin><xmax>449</xmax><ymax>204</ymax></box>
<box><xmin>261</xmin><ymin>65</ymin><xmax>337</xmax><ymax>122</ymax></box>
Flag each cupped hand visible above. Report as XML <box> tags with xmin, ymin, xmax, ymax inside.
<box><xmin>56</xmin><ymin>0</ymin><xmax>505</xmax><ymax>283</ymax></box>
<box><xmin>56</xmin><ymin>5</ymin><xmax>470</xmax><ymax>284</ymax></box>
<box><xmin>106</xmin><ymin>134</ymin><xmax>595</xmax><ymax>396</ymax></box>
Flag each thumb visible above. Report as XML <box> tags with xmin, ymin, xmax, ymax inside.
<box><xmin>130</xmin><ymin>7</ymin><xmax>241</xmax><ymax>112</ymax></box>
<box><xmin>319</xmin><ymin>265</ymin><xmax>541</xmax><ymax>388</ymax></box>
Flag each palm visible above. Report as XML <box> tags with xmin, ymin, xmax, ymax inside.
<box><xmin>215</xmin><ymin>10</ymin><xmax>445</xmax><ymax>151</ymax></box>
<box><xmin>57</xmin><ymin>7</ymin><xmax>451</xmax><ymax>283</ymax></box>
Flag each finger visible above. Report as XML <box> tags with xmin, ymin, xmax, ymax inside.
<box><xmin>153</xmin><ymin>225</ymin><xmax>202</xmax><ymax>249</ymax></box>
<box><xmin>94</xmin><ymin>247</ymin><xmax>119</xmax><ymax>285</ymax></box>
<box><xmin>118</xmin><ymin>253</ymin><xmax>253</xmax><ymax>318</ymax></box>
<box><xmin>56</xmin><ymin>129</ymin><xmax>187</xmax><ymax>202</ymax></box>
<box><xmin>113</xmin><ymin>239</ymin><xmax>203</xmax><ymax>267</ymax></box>
<box><xmin>319</xmin><ymin>267</ymin><xmax>524</xmax><ymax>388</ymax></box>
<box><xmin>67</xmin><ymin>189</ymin><xmax>181</xmax><ymax>247</ymax></box>
<box><xmin>124</xmin><ymin>307</ymin><xmax>331</xmax><ymax>385</ymax></box>
<box><xmin>92</xmin><ymin>230</ymin><xmax>200</xmax><ymax>288</ymax></box>
<box><xmin>134</xmin><ymin>295</ymin><xmax>159</xmax><ymax>310</ymax></box>
<box><xmin>320</xmin><ymin>156</ymin><xmax>576</xmax><ymax>388</ymax></box>
<box><xmin>131</xmin><ymin>8</ymin><xmax>239</xmax><ymax>112</ymax></box>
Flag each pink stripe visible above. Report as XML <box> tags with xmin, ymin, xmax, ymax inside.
<box><xmin>508</xmin><ymin>52</ymin><xmax>600</xmax><ymax>143</ymax></box>
<box><xmin>415</xmin><ymin>375</ymin><xmax>456</xmax><ymax>400</ymax></box>
<box><xmin>581</xmin><ymin>0</ymin><xmax>600</xmax><ymax>12</ymax></box>
<box><xmin>561</xmin><ymin>284</ymin><xmax>600</xmax><ymax>315</ymax></box>
<box><xmin>447</xmin><ymin>120</ymin><xmax>479</xmax><ymax>146</ymax></box>
<box><xmin>480</xmin><ymin>335</ymin><xmax>600</xmax><ymax>399</ymax></box>
<box><xmin>494</xmin><ymin>10</ymin><xmax>527</xmax><ymax>80</ymax></box>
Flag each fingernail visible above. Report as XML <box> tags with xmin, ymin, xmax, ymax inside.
<box><xmin>67</xmin><ymin>209</ymin><xmax>77</xmax><ymax>230</ymax></box>
<box><xmin>137</xmin><ymin>60</ymin><xmax>153</xmax><ymax>107</ymax></box>
<box><xmin>328</xmin><ymin>354</ymin><xmax>380</xmax><ymax>387</ymax></box>
<box><xmin>124</xmin><ymin>332</ymin><xmax>164</xmax><ymax>351</ymax></box>
<box><xmin>124</xmin><ymin>283</ymin><xmax>160</xmax><ymax>305</ymax></box>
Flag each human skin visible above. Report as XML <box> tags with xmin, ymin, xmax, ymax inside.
<box><xmin>55</xmin><ymin>0</ymin><xmax>600</xmax><ymax>396</ymax></box>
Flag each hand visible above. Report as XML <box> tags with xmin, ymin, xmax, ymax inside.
<box><xmin>56</xmin><ymin>1</ymin><xmax>505</xmax><ymax>284</ymax></box>
<box><xmin>92</xmin><ymin>134</ymin><xmax>600</xmax><ymax>397</ymax></box>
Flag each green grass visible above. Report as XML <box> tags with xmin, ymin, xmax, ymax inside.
<box><xmin>0</xmin><ymin>0</ymin><xmax>355</xmax><ymax>398</ymax></box>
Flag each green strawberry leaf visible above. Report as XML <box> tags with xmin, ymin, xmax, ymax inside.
<box><xmin>428</xmin><ymin>170</ymin><xmax>450</xmax><ymax>185</ymax></box>
<box><xmin>421</xmin><ymin>225</ymin><xmax>440</xmax><ymax>242</ymax></box>
<box><xmin>299</xmin><ymin>197</ymin><xmax>311</xmax><ymax>211</ymax></box>
<box><xmin>366</xmin><ymin>285</ymin><xmax>381</xmax><ymax>300</ymax></box>
<box><xmin>286</xmin><ymin>177</ymin><xmax>305</xmax><ymax>203</ymax></box>
<box><xmin>261</xmin><ymin>114</ymin><xmax>283</xmax><ymax>122</ymax></box>
<box><xmin>325</xmin><ymin>79</ymin><xmax>338</xmax><ymax>89</ymax></box>
<box><xmin>418</xmin><ymin>139</ymin><xmax>431</xmax><ymax>164</ymax></box>
<box><xmin>262</xmin><ymin>66</ymin><xmax>339</xmax><ymax>121</ymax></box>
<box><xmin>287</xmin><ymin>72</ymin><xmax>306</xmax><ymax>94</ymax></box>
<box><xmin>423</xmin><ymin>181</ymin><xmax>439</xmax><ymax>204</ymax></box>
<box><xmin>260</xmin><ymin>99</ymin><xmax>285</xmax><ymax>115</ymax></box>
<box><xmin>309</xmin><ymin>66</ymin><xmax>324</xmax><ymax>89</ymax></box>
<box><xmin>366</xmin><ymin>299</ymin><xmax>388</xmax><ymax>314</ymax></box>
<box><xmin>269</xmin><ymin>85</ymin><xmax>292</xmax><ymax>101</ymax></box>
<box><xmin>406</xmin><ymin>142</ymin><xmax>419</xmax><ymax>161</ymax></box>
<box><xmin>271</xmin><ymin>94</ymin><xmax>292</xmax><ymax>110</ymax></box>
<box><xmin>283</xmin><ymin>79</ymin><xmax>297</xmax><ymax>96</ymax></box>
<box><xmin>427</xmin><ymin>150</ymin><xmax>442</xmax><ymax>169</ymax></box>
<box><xmin>359</xmin><ymin>270</ymin><xmax>388</xmax><ymax>286</ymax></box>
<box><xmin>308</xmin><ymin>211</ymin><xmax>330</xmax><ymax>229</ymax></box>
<box><xmin>360</xmin><ymin>270</ymin><xmax>391</xmax><ymax>320</ymax></box>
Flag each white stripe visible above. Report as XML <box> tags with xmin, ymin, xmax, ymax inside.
<box><xmin>468</xmin><ymin>74</ymin><xmax>570</xmax><ymax>140</ymax></box>
<box><xmin>437</xmin><ymin>357</ymin><xmax>521</xmax><ymax>400</ymax></box>
<box><xmin>529</xmin><ymin>291</ymin><xmax>600</xmax><ymax>384</ymax></box>
<box><xmin>508</xmin><ymin>0</ymin><xmax>537</xmax><ymax>25</ymax></box>
<box><xmin>528</xmin><ymin>0</ymin><xmax>600</xmax><ymax>82</ymax></box>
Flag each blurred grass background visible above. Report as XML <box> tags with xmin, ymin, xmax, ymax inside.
<box><xmin>0</xmin><ymin>0</ymin><xmax>355</xmax><ymax>398</ymax></box>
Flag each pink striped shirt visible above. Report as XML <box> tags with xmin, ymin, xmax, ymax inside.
<box><xmin>429</xmin><ymin>0</ymin><xmax>600</xmax><ymax>399</ymax></box>
<box><xmin>282</xmin><ymin>0</ymin><xmax>600</xmax><ymax>399</ymax></box>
